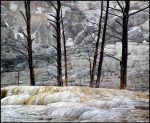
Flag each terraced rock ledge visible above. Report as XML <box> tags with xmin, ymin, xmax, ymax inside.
<box><xmin>1</xmin><ymin>86</ymin><xmax>149</xmax><ymax>122</ymax></box>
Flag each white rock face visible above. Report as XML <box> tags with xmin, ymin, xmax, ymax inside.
<box><xmin>1</xmin><ymin>86</ymin><xmax>149</xmax><ymax>122</ymax></box>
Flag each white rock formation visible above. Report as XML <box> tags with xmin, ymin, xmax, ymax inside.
<box><xmin>1</xmin><ymin>86</ymin><xmax>149</xmax><ymax>122</ymax></box>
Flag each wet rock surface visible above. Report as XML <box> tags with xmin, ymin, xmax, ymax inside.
<box><xmin>1</xmin><ymin>86</ymin><xmax>149</xmax><ymax>122</ymax></box>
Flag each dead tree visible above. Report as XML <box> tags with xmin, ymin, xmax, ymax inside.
<box><xmin>24</xmin><ymin>1</ymin><xmax>35</xmax><ymax>86</ymax></box>
<box><xmin>95</xmin><ymin>1</ymin><xmax>109</xmax><ymax>88</ymax></box>
<box><xmin>115</xmin><ymin>1</ymin><xmax>149</xmax><ymax>89</ymax></box>
<box><xmin>88</xmin><ymin>1</ymin><xmax>148</xmax><ymax>89</ymax></box>
<box><xmin>6</xmin><ymin>1</ymin><xmax>36</xmax><ymax>86</ymax></box>
<box><xmin>61</xmin><ymin>7</ymin><xmax>68</xmax><ymax>86</ymax></box>
<box><xmin>90</xmin><ymin>1</ymin><xmax>104</xmax><ymax>87</ymax></box>
<box><xmin>9</xmin><ymin>1</ymin><xmax>36</xmax><ymax>86</ymax></box>
<box><xmin>118</xmin><ymin>1</ymin><xmax>130</xmax><ymax>89</ymax></box>
<box><xmin>48</xmin><ymin>1</ymin><xmax>63</xmax><ymax>86</ymax></box>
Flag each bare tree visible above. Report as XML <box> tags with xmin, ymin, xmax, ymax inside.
<box><xmin>114</xmin><ymin>1</ymin><xmax>149</xmax><ymax>89</ymax></box>
<box><xmin>90</xmin><ymin>0</ymin><xmax>104</xmax><ymax>87</ymax></box>
<box><xmin>95</xmin><ymin>1</ymin><xmax>109</xmax><ymax>88</ymax></box>
<box><xmin>48</xmin><ymin>1</ymin><xmax>63</xmax><ymax>86</ymax></box>
<box><xmin>6</xmin><ymin>1</ymin><xmax>36</xmax><ymax>86</ymax></box>
<box><xmin>61</xmin><ymin>7</ymin><xmax>68</xmax><ymax>86</ymax></box>
<box><xmin>118</xmin><ymin>1</ymin><xmax>130</xmax><ymax>89</ymax></box>
<box><xmin>19</xmin><ymin>1</ymin><xmax>35</xmax><ymax>86</ymax></box>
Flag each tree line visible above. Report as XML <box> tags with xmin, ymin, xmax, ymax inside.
<box><xmin>5</xmin><ymin>0</ymin><xmax>149</xmax><ymax>89</ymax></box>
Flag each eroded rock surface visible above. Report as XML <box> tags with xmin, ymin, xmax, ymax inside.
<box><xmin>1</xmin><ymin>86</ymin><xmax>149</xmax><ymax>122</ymax></box>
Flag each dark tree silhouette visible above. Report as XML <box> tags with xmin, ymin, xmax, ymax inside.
<box><xmin>119</xmin><ymin>1</ymin><xmax>130</xmax><ymax>89</ymax></box>
<box><xmin>90</xmin><ymin>0</ymin><xmax>103</xmax><ymax>87</ymax></box>
<box><xmin>117</xmin><ymin>1</ymin><xmax>149</xmax><ymax>89</ymax></box>
<box><xmin>61</xmin><ymin>7</ymin><xmax>68</xmax><ymax>86</ymax></box>
<box><xmin>48</xmin><ymin>1</ymin><xmax>63</xmax><ymax>86</ymax></box>
<box><xmin>95</xmin><ymin>1</ymin><xmax>109</xmax><ymax>88</ymax></box>
<box><xmin>19</xmin><ymin>1</ymin><xmax>35</xmax><ymax>86</ymax></box>
<box><xmin>56</xmin><ymin>1</ymin><xmax>63</xmax><ymax>86</ymax></box>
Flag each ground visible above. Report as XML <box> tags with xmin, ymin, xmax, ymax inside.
<box><xmin>1</xmin><ymin>86</ymin><xmax>149</xmax><ymax>122</ymax></box>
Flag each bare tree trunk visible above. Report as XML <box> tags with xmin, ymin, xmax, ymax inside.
<box><xmin>56</xmin><ymin>0</ymin><xmax>63</xmax><ymax>86</ymax></box>
<box><xmin>61</xmin><ymin>7</ymin><xmax>68</xmax><ymax>86</ymax></box>
<box><xmin>25</xmin><ymin>1</ymin><xmax>35</xmax><ymax>86</ymax></box>
<box><xmin>120</xmin><ymin>1</ymin><xmax>130</xmax><ymax>89</ymax></box>
<box><xmin>96</xmin><ymin>1</ymin><xmax>109</xmax><ymax>88</ymax></box>
<box><xmin>90</xmin><ymin>1</ymin><xmax>103</xmax><ymax>87</ymax></box>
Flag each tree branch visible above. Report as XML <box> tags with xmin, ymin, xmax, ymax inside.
<box><xmin>22</xmin><ymin>32</ymin><xmax>28</xmax><ymax>39</ymax></box>
<box><xmin>31</xmin><ymin>38</ymin><xmax>34</xmax><ymax>42</ymax></box>
<box><xmin>60</xmin><ymin>17</ymin><xmax>66</xmax><ymax>23</ymax></box>
<box><xmin>106</xmin><ymin>24</ymin><xmax>122</xmax><ymax>36</ymax></box>
<box><xmin>49</xmin><ymin>22</ymin><xmax>57</xmax><ymax>31</ymax></box>
<box><xmin>20</xmin><ymin>10</ymin><xmax>27</xmax><ymax>23</ymax></box>
<box><xmin>115</xmin><ymin>19</ymin><xmax>123</xmax><ymax>27</ymax></box>
<box><xmin>20</xmin><ymin>42</ymin><xmax>28</xmax><ymax>50</ymax></box>
<box><xmin>103</xmin><ymin>8</ymin><xmax>123</xmax><ymax>19</ymax></box>
<box><xmin>6</xmin><ymin>43</ymin><xmax>29</xmax><ymax>60</ymax></box>
<box><xmin>117</xmin><ymin>0</ymin><xmax>124</xmax><ymax>13</ymax></box>
<box><xmin>49</xmin><ymin>1</ymin><xmax>57</xmax><ymax>11</ymax></box>
<box><xmin>49</xmin><ymin>13</ymin><xmax>56</xmax><ymax>19</ymax></box>
<box><xmin>103</xmin><ymin>52</ymin><xmax>121</xmax><ymax>62</ymax></box>
<box><xmin>101</xmin><ymin>19</ymin><xmax>122</xmax><ymax>36</ymax></box>
<box><xmin>52</xmin><ymin>34</ymin><xmax>57</xmax><ymax>39</ymax></box>
<box><xmin>109</xmin><ymin>6</ymin><xmax>122</xmax><ymax>12</ymax></box>
<box><xmin>52</xmin><ymin>45</ymin><xmax>57</xmax><ymax>50</ymax></box>
<box><xmin>48</xmin><ymin>18</ymin><xmax>56</xmax><ymax>24</ymax></box>
<box><xmin>129</xmin><ymin>5</ymin><xmax>149</xmax><ymax>17</ymax></box>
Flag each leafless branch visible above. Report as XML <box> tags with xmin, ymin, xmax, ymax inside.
<box><xmin>100</xmin><ymin>19</ymin><xmax>122</xmax><ymax>36</ymax></box>
<box><xmin>22</xmin><ymin>32</ymin><xmax>28</xmax><ymax>39</ymax></box>
<box><xmin>49</xmin><ymin>1</ymin><xmax>57</xmax><ymax>11</ymax></box>
<box><xmin>52</xmin><ymin>34</ymin><xmax>57</xmax><ymax>39</ymax></box>
<box><xmin>120</xmin><ymin>0</ymin><xmax>125</xmax><ymax>9</ymax></box>
<box><xmin>20</xmin><ymin>10</ymin><xmax>27</xmax><ymax>23</ymax></box>
<box><xmin>117</xmin><ymin>0</ymin><xmax>124</xmax><ymax>13</ymax></box>
<box><xmin>103</xmin><ymin>8</ymin><xmax>123</xmax><ymax>19</ymax></box>
<box><xmin>109</xmin><ymin>6</ymin><xmax>122</xmax><ymax>12</ymax></box>
<box><xmin>60</xmin><ymin>17</ymin><xmax>66</xmax><ymax>23</ymax></box>
<box><xmin>106</xmin><ymin>24</ymin><xmax>122</xmax><ymax>36</ymax></box>
<box><xmin>103</xmin><ymin>52</ymin><xmax>121</xmax><ymax>62</ymax></box>
<box><xmin>49</xmin><ymin>13</ymin><xmax>56</xmax><ymax>19</ymax></box>
<box><xmin>129</xmin><ymin>5</ymin><xmax>149</xmax><ymax>17</ymax></box>
<box><xmin>115</xmin><ymin>20</ymin><xmax>123</xmax><ymax>27</ymax></box>
<box><xmin>20</xmin><ymin>42</ymin><xmax>28</xmax><ymax>50</ymax></box>
<box><xmin>31</xmin><ymin>38</ymin><xmax>34</xmax><ymax>42</ymax></box>
<box><xmin>52</xmin><ymin>45</ymin><xmax>57</xmax><ymax>50</ymax></box>
<box><xmin>49</xmin><ymin>22</ymin><xmax>57</xmax><ymax>31</ymax></box>
<box><xmin>48</xmin><ymin>18</ymin><xmax>56</xmax><ymax>24</ymax></box>
<box><xmin>6</xmin><ymin>43</ymin><xmax>28</xmax><ymax>60</ymax></box>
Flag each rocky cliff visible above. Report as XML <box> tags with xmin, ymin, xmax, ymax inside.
<box><xmin>1</xmin><ymin>1</ymin><xmax>149</xmax><ymax>90</ymax></box>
